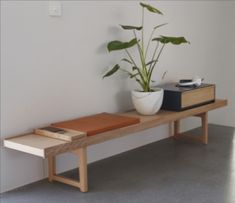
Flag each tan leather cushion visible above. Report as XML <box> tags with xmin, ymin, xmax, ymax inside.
<box><xmin>52</xmin><ymin>113</ymin><xmax>140</xmax><ymax>136</ymax></box>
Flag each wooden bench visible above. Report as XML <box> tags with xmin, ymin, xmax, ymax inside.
<box><xmin>3</xmin><ymin>99</ymin><xmax>227</xmax><ymax>192</ymax></box>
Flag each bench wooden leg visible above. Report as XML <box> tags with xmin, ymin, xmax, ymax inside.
<box><xmin>74</xmin><ymin>147</ymin><xmax>88</xmax><ymax>192</ymax></box>
<box><xmin>173</xmin><ymin>112</ymin><xmax>208</xmax><ymax>145</ymax></box>
<box><xmin>48</xmin><ymin>156</ymin><xmax>55</xmax><ymax>182</ymax></box>
<box><xmin>174</xmin><ymin>120</ymin><xmax>180</xmax><ymax>137</ymax></box>
<box><xmin>47</xmin><ymin>147</ymin><xmax>88</xmax><ymax>192</ymax></box>
<box><xmin>199</xmin><ymin>112</ymin><xmax>208</xmax><ymax>144</ymax></box>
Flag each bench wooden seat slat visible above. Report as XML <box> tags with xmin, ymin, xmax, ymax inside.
<box><xmin>85</xmin><ymin>99</ymin><xmax>227</xmax><ymax>146</ymax></box>
<box><xmin>4</xmin><ymin>99</ymin><xmax>227</xmax><ymax>158</ymax></box>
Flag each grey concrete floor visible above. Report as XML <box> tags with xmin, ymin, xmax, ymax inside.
<box><xmin>1</xmin><ymin>124</ymin><xmax>235</xmax><ymax>203</ymax></box>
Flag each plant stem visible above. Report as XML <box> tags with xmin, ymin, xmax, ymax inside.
<box><xmin>119</xmin><ymin>68</ymin><xmax>139</xmax><ymax>79</ymax></box>
<box><xmin>145</xmin><ymin>28</ymin><xmax>156</xmax><ymax>60</ymax></box>
<box><xmin>149</xmin><ymin>41</ymin><xmax>159</xmax><ymax>71</ymax></box>
<box><xmin>120</xmin><ymin>68</ymin><xmax>145</xmax><ymax>90</ymax></box>
<box><xmin>148</xmin><ymin>44</ymin><xmax>165</xmax><ymax>84</ymax></box>
<box><xmin>161</xmin><ymin>70</ymin><xmax>168</xmax><ymax>80</ymax></box>
<box><xmin>133</xmin><ymin>30</ymin><xmax>148</xmax><ymax>80</ymax></box>
<box><xmin>141</xmin><ymin>7</ymin><xmax>144</xmax><ymax>52</ymax></box>
<box><xmin>125</xmin><ymin>49</ymin><xmax>138</xmax><ymax>68</ymax></box>
<box><xmin>155</xmin><ymin>44</ymin><xmax>165</xmax><ymax>65</ymax></box>
<box><xmin>133</xmin><ymin>30</ymin><xmax>144</xmax><ymax>65</ymax></box>
<box><xmin>125</xmin><ymin>48</ymin><xmax>146</xmax><ymax>90</ymax></box>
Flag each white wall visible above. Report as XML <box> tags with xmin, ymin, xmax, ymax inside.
<box><xmin>1</xmin><ymin>1</ymin><xmax>235</xmax><ymax>193</ymax></box>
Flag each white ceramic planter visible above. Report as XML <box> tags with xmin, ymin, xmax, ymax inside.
<box><xmin>131</xmin><ymin>88</ymin><xmax>164</xmax><ymax>115</ymax></box>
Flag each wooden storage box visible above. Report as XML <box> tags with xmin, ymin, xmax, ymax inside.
<box><xmin>159</xmin><ymin>83</ymin><xmax>216</xmax><ymax>111</ymax></box>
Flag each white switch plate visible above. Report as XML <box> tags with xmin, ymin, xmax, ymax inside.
<box><xmin>49</xmin><ymin>1</ymin><xmax>62</xmax><ymax>17</ymax></box>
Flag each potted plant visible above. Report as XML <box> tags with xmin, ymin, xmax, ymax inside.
<box><xmin>103</xmin><ymin>2</ymin><xmax>189</xmax><ymax>115</ymax></box>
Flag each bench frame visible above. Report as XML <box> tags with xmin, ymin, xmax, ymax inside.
<box><xmin>47</xmin><ymin>112</ymin><xmax>209</xmax><ymax>192</ymax></box>
<box><xmin>4</xmin><ymin>100</ymin><xmax>227</xmax><ymax>193</ymax></box>
<box><xmin>48</xmin><ymin>147</ymin><xmax>88</xmax><ymax>192</ymax></box>
<box><xmin>174</xmin><ymin>112</ymin><xmax>208</xmax><ymax>144</ymax></box>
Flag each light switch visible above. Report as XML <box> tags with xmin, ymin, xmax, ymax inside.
<box><xmin>49</xmin><ymin>1</ymin><xmax>62</xmax><ymax>17</ymax></box>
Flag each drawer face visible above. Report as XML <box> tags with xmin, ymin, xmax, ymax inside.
<box><xmin>181</xmin><ymin>86</ymin><xmax>215</xmax><ymax>108</ymax></box>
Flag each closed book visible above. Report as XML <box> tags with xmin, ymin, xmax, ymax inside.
<box><xmin>158</xmin><ymin>83</ymin><xmax>216</xmax><ymax>111</ymax></box>
<box><xmin>35</xmin><ymin>127</ymin><xmax>86</xmax><ymax>142</ymax></box>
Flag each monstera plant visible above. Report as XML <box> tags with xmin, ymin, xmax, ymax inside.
<box><xmin>103</xmin><ymin>2</ymin><xmax>189</xmax><ymax>115</ymax></box>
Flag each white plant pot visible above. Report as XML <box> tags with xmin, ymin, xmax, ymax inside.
<box><xmin>131</xmin><ymin>88</ymin><xmax>164</xmax><ymax>115</ymax></box>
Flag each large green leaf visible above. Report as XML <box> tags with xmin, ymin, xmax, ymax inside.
<box><xmin>152</xmin><ymin>36</ymin><xmax>189</xmax><ymax>45</ymax></box>
<box><xmin>140</xmin><ymin>2</ymin><xmax>163</xmax><ymax>15</ymax></box>
<box><xmin>120</xmin><ymin>25</ymin><xmax>143</xmax><ymax>31</ymax></box>
<box><xmin>107</xmin><ymin>38</ymin><xmax>138</xmax><ymax>52</ymax></box>
<box><xmin>103</xmin><ymin>64</ymin><xmax>120</xmax><ymax>78</ymax></box>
